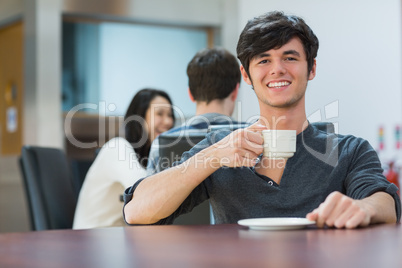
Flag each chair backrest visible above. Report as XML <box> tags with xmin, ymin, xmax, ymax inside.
<box><xmin>69</xmin><ymin>158</ymin><xmax>93</xmax><ymax>200</ymax></box>
<box><xmin>156</xmin><ymin>131</ymin><xmax>208</xmax><ymax>225</ymax></box>
<box><xmin>19</xmin><ymin>146</ymin><xmax>77</xmax><ymax>231</ymax></box>
<box><xmin>157</xmin><ymin>131</ymin><xmax>207</xmax><ymax>172</ymax></box>
<box><xmin>156</xmin><ymin>123</ymin><xmax>248</xmax><ymax>225</ymax></box>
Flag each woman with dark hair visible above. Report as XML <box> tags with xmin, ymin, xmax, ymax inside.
<box><xmin>124</xmin><ymin>88</ymin><xmax>175</xmax><ymax>168</ymax></box>
<box><xmin>73</xmin><ymin>88</ymin><xmax>174</xmax><ymax>229</ymax></box>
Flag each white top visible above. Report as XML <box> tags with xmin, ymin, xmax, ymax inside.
<box><xmin>73</xmin><ymin>137</ymin><xmax>147</xmax><ymax>229</ymax></box>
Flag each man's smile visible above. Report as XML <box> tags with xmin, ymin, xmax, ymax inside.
<box><xmin>267</xmin><ymin>81</ymin><xmax>291</xmax><ymax>89</ymax></box>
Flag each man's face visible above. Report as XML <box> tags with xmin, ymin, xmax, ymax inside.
<box><xmin>241</xmin><ymin>37</ymin><xmax>316</xmax><ymax>109</ymax></box>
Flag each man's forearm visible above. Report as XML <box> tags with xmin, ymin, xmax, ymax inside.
<box><xmin>360</xmin><ymin>191</ymin><xmax>397</xmax><ymax>224</ymax></box>
<box><xmin>124</xmin><ymin>125</ymin><xmax>265</xmax><ymax>225</ymax></box>
<box><xmin>124</xmin><ymin>147</ymin><xmax>220</xmax><ymax>224</ymax></box>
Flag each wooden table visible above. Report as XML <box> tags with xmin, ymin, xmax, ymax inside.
<box><xmin>0</xmin><ymin>223</ymin><xmax>401</xmax><ymax>268</ymax></box>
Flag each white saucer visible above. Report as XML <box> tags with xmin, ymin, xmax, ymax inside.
<box><xmin>238</xmin><ymin>217</ymin><xmax>316</xmax><ymax>231</ymax></box>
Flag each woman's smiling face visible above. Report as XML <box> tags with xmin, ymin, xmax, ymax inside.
<box><xmin>144</xmin><ymin>96</ymin><xmax>174</xmax><ymax>142</ymax></box>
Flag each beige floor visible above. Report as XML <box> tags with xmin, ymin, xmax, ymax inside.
<box><xmin>0</xmin><ymin>155</ymin><xmax>30</xmax><ymax>233</ymax></box>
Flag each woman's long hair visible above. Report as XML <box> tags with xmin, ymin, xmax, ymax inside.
<box><xmin>124</xmin><ymin>88</ymin><xmax>175</xmax><ymax>168</ymax></box>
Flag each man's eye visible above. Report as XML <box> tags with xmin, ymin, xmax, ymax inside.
<box><xmin>258</xmin><ymin>59</ymin><xmax>268</xmax><ymax>64</ymax></box>
<box><xmin>285</xmin><ymin>57</ymin><xmax>297</xmax><ymax>61</ymax></box>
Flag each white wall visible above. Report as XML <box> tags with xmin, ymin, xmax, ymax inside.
<box><xmin>237</xmin><ymin>0</ymin><xmax>402</xmax><ymax>160</ymax></box>
<box><xmin>99</xmin><ymin>22</ymin><xmax>207</xmax><ymax>120</ymax></box>
<box><xmin>24</xmin><ymin>0</ymin><xmax>64</xmax><ymax>148</ymax></box>
<box><xmin>63</xmin><ymin>0</ymin><xmax>221</xmax><ymax>27</ymax></box>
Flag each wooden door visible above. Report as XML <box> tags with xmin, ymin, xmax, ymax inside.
<box><xmin>0</xmin><ymin>21</ymin><xmax>23</xmax><ymax>155</ymax></box>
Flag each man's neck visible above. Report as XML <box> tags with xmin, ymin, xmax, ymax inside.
<box><xmin>258</xmin><ymin>102</ymin><xmax>308</xmax><ymax>134</ymax></box>
<box><xmin>195</xmin><ymin>99</ymin><xmax>233</xmax><ymax>117</ymax></box>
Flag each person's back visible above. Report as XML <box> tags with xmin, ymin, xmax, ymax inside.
<box><xmin>73</xmin><ymin>137</ymin><xmax>147</xmax><ymax>228</ymax></box>
<box><xmin>147</xmin><ymin>47</ymin><xmax>244</xmax><ymax>174</ymax></box>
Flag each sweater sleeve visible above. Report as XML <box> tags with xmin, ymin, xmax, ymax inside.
<box><xmin>343</xmin><ymin>138</ymin><xmax>401</xmax><ymax>222</ymax></box>
<box><xmin>122</xmin><ymin>130</ymin><xmax>232</xmax><ymax>225</ymax></box>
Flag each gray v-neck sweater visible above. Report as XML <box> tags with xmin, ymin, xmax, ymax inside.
<box><xmin>124</xmin><ymin>124</ymin><xmax>401</xmax><ymax>224</ymax></box>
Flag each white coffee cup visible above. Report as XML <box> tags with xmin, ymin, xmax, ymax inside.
<box><xmin>262</xmin><ymin>130</ymin><xmax>296</xmax><ymax>159</ymax></box>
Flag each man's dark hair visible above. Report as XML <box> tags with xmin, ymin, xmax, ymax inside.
<box><xmin>187</xmin><ymin>47</ymin><xmax>241</xmax><ymax>104</ymax></box>
<box><xmin>237</xmin><ymin>11</ymin><xmax>319</xmax><ymax>76</ymax></box>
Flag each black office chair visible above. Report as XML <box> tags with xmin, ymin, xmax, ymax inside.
<box><xmin>157</xmin><ymin>131</ymin><xmax>209</xmax><ymax>225</ymax></box>
<box><xmin>19</xmin><ymin>146</ymin><xmax>77</xmax><ymax>231</ymax></box>
<box><xmin>157</xmin><ymin>131</ymin><xmax>207</xmax><ymax>172</ymax></box>
<box><xmin>157</xmin><ymin>124</ymin><xmax>248</xmax><ymax>225</ymax></box>
<box><xmin>69</xmin><ymin>158</ymin><xmax>93</xmax><ymax>200</ymax></box>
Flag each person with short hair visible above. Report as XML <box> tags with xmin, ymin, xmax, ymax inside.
<box><xmin>146</xmin><ymin>47</ymin><xmax>243</xmax><ymax>174</ymax></box>
<box><xmin>124</xmin><ymin>11</ymin><xmax>400</xmax><ymax>228</ymax></box>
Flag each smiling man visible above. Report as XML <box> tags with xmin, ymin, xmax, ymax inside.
<box><xmin>123</xmin><ymin>11</ymin><xmax>401</xmax><ymax>228</ymax></box>
<box><xmin>243</xmin><ymin>38</ymin><xmax>313</xmax><ymax>109</ymax></box>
